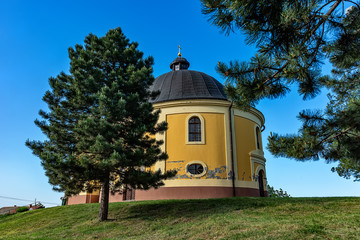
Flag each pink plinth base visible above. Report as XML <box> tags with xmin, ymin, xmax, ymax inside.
<box><xmin>67</xmin><ymin>186</ymin><xmax>267</xmax><ymax>205</ymax></box>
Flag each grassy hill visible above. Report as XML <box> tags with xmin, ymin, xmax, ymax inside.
<box><xmin>0</xmin><ymin>197</ymin><xmax>359</xmax><ymax>239</ymax></box>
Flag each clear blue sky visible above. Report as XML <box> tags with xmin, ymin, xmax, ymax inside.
<box><xmin>0</xmin><ymin>0</ymin><xmax>358</xmax><ymax>208</ymax></box>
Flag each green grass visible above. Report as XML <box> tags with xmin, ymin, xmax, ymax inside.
<box><xmin>0</xmin><ymin>197</ymin><xmax>359</xmax><ymax>239</ymax></box>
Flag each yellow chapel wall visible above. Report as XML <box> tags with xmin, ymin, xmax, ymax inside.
<box><xmin>151</xmin><ymin>99</ymin><xmax>265</xmax><ymax>189</ymax></box>
<box><xmin>234</xmin><ymin>116</ymin><xmax>257</xmax><ymax>181</ymax></box>
<box><xmin>166</xmin><ymin>113</ymin><xmax>227</xmax><ymax>180</ymax></box>
<box><xmin>152</xmin><ymin>100</ymin><xmax>233</xmax><ymax>187</ymax></box>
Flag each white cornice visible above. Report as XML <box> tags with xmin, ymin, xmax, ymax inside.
<box><xmin>153</xmin><ymin>99</ymin><xmax>265</xmax><ymax>127</ymax></box>
<box><xmin>249</xmin><ymin>149</ymin><xmax>266</xmax><ymax>162</ymax></box>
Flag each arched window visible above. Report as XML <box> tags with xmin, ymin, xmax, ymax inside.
<box><xmin>256</xmin><ymin>127</ymin><xmax>262</xmax><ymax>150</ymax></box>
<box><xmin>185</xmin><ymin>114</ymin><xmax>205</xmax><ymax>144</ymax></box>
<box><xmin>189</xmin><ymin>117</ymin><xmax>201</xmax><ymax>142</ymax></box>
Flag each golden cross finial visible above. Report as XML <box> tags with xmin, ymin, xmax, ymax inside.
<box><xmin>178</xmin><ymin>45</ymin><xmax>182</xmax><ymax>57</ymax></box>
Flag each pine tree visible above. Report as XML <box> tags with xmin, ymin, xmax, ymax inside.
<box><xmin>26</xmin><ymin>27</ymin><xmax>176</xmax><ymax>221</ymax></box>
<box><xmin>201</xmin><ymin>1</ymin><xmax>360</xmax><ymax>180</ymax></box>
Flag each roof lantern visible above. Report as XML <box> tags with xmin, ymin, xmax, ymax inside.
<box><xmin>170</xmin><ymin>45</ymin><xmax>190</xmax><ymax>71</ymax></box>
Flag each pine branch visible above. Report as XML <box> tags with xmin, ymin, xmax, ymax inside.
<box><xmin>319</xmin><ymin>127</ymin><xmax>354</xmax><ymax>145</ymax></box>
<box><xmin>263</xmin><ymin>0</ymin><xmax>343</xmax><ymax>86</ymax></box>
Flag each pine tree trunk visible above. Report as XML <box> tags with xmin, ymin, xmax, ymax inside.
<box><xmin>98</xmin><ymin>177</ymin><xmax>109</xmax><ymax>221</ymax></box>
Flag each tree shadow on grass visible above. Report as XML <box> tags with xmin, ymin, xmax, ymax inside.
<box><xmin>113</xmin><ymin>197</ymin><xmax>275</xmax><ymax>221</ymax></box>
<box><xmin>111</xmin><ymin>196</ymin><xmax>356</xmax><ymax>222</ymax></box>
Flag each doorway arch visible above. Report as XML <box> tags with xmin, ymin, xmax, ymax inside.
<box><xmin>258</xmin><ymin>170</ymin><xmax>265</xmax><ymax>197</ymax></box>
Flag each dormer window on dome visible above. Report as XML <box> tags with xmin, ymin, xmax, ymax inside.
<box><xmin>170</xmin><ymin>46</ymin><xmax>190</xmax><ymax>71</ymax></box>
<box><xmin>170</xmin><ymin>57</ymin><xmax>190</xmax><ymax>71</ymax></box>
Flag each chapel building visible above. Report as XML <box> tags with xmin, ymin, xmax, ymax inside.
<box><xmin>67</xmin><ymin>53</ymin><xmax>267</xmax><ymax>205</ymax></box>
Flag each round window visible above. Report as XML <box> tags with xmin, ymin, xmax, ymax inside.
<box><xmin>185</xmin><ymin>161</ymin><xmax>207</xmax><ymax>177</ymax></box>
<box><xmin>188</xmin><ymin>164</ymin><xmax>204</xmax><ymax>175</ymax></box>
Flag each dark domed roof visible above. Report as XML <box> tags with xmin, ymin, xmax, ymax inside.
<box><xmin>150</xmin><ymin>55</ymin><xmax>228</xmax><ymax>103</ymax></box>
<box><xmin>149</xmin><ymin>69</ymin><xmax>228</xmax><ymax>103</ymax></box>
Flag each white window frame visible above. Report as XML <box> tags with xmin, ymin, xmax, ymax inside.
<box><xmin>185</xmin><ymin>161</ymin><xmax>208</xmax><ymax>177</ymax></box>
<box><xmin>185</xmin><ymin>113</ymin><xmax>205</xmax><ymax>145</ymax></box>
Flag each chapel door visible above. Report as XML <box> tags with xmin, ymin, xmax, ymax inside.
<box><xmin>122</xmin><ymin>185</ymin><xmax>135</xmax><ymax>201</ymax></box>
<box><xmin>258</xmin><ymin>170</ymin><xmax>265</xmax><ymax>197</ymax></box>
